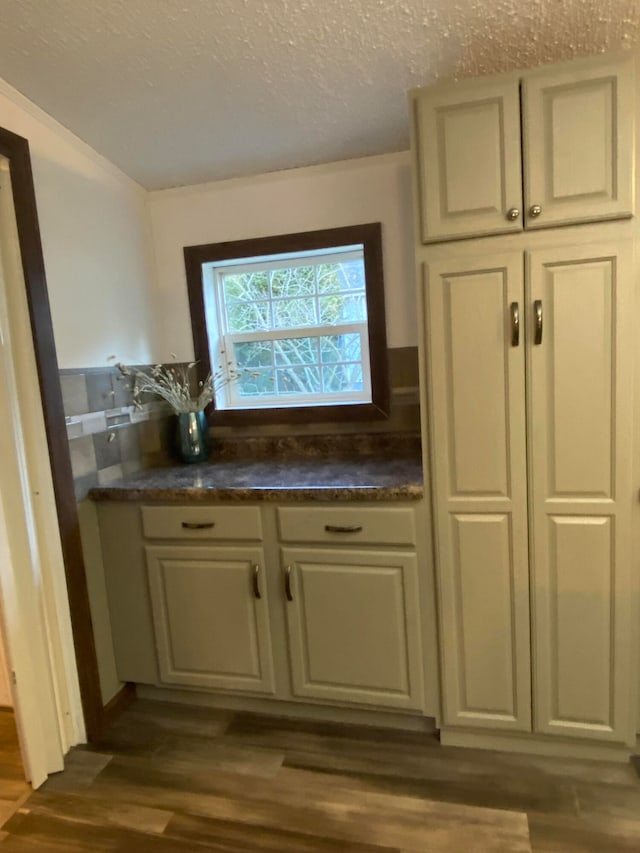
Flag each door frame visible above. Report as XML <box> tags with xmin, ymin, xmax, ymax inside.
<box><xmin>0</xmin><ymin>126</ymin><xmax>105</xmax><ymax>741</ymax></box>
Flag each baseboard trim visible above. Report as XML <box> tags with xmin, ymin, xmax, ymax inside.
<box><xmin>136</xmin><ymin>685</ymin><xmax>436</xmax><ymax>733</ymax></box>
<box><xmin>440</xmin><ymin>727</ymin><xmax>633</xmax><ymax>763</ymax></box>
<box><xmin>100</xmin><ymin>683</ymin><xmax>136</xmax><ymax>735</ymax></box>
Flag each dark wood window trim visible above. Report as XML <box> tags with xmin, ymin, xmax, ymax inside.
<box><xmin>184</xmin><ymin>223</ymin><xmax>390</xmax><ymax>426</ymax></box>
<box><xmin>0</xmin><ymin>127</ymin><xmax>106</xmax><ymax>740</ymax></box>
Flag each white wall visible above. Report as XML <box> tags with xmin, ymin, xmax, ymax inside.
<box><xmin>148</xmin><ymin>152</ymin><xmax>417</xmax><ymax>360</ymax></box>
<box><xmin>0</xmin><ymin>76</ymin><xmax>161</xmax><ymax>368</ymax></box>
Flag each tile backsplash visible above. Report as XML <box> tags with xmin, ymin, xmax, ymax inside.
<box><xmin>60</xmin><ymin>367</ymin><xmax>173</xmax><ymax>501</ymax></box>
<box><xmin>60</xmin><ymin>347</ymin><xmax>421</xmax><ymax>500</ymax></box>
<box><xmin>209</xmin><ymin>346</ymin><xmax>421</xmax><ymax>439</ymax></box>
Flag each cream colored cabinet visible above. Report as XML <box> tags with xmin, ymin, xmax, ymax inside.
<box><xmin>98</xmin><ymin>500</ymin><xmax>427</xmax><ymax>716</ymax></box>
<box><xmin>413</xmin><ymin>77</ymin><xmax>523</xmax><ymax>243</ymax></box>
<box><xmin>146</xmin><ymin>545</ymin><xmax>275</xmax><ymax>694</ymax></box>
<box><xmin>141</xmin><ymin>507</ymin><xmax>272</xmax><ymax>696</ymax></box>
<box><xmin>282</xmin><ymin>547</ymin><xmax>424</xmax><ymax>710</ymax></box>
<box><xmin>424</xmin><ymin>238</ymin><xmax>635</xmax><ymax>746</ymax></box>
<box><xmin>412</xmin><ymin>53</ymin><xmax>635</xmax><ymax>243</ymax></box>
<box><xmin>277</xmin><ymin>505</ymin><xmax>425</xmax><ymax>712</ymax></box>
<box><xmin>527</xmin><ymin>243</ymin><xmax>634</xmax><ymax>742</ymax></box>
<box><xmin>426</xmin><ymin>251</ymin><xmax>531</xmax><ymax>731</ymax></box>
<box><xmin>97</xmin><ymin>502</ymin><xmax>276</xmax><ymax>695</ymax></box>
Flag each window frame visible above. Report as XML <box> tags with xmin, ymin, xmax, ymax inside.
<box><xmin>184</xmin><ymin>223</ymin><xmax>390</xmax><ymax>426</ymax></box>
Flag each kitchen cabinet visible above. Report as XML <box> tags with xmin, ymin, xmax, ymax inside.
<box><xmin>412</xmin><ymin>53</ymin><xmax>635</xmax><ymax>243</ymax></box>
<box><xmin>111</xmin><ymin>504</ymin><xmax>275</xmax><ymax>695</ymax></box>
<box><xmin>97</xmin><ymin>500</ymin><xmax>426</xmax><ymax>717</ymax></box>
<box><xmin>282</xmin><ymin>547</ymin><xmax>423</xmax><ymax>710</ymax></box>
<box><xmin>423</xmin><ymin>236</ymin><xmax>635</xmax><ymax>745</ymax></box>
<box><xmin>425</xmin><ymin>250</ymin><xmax>531</xmax><ymax>732</ymax></box>
<box><xmin>146</xmin><ymin>544</ymin><xmax>275</xmax><ymax>694</ymax></box>
<box><xmin>277</xmin><ymin>505</ymin><xmax>424</xmax><ymax>710</ymax></box>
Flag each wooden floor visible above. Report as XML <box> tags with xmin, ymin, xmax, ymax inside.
<box><xmin>1</xmin><ymin>699</ymin><xmax>640</xmax><ymax>850</ymax></box>
<box><xmin>0</xmin><ymin>709</ymin><xmax>30</xmax><ymax>833</ymax></box>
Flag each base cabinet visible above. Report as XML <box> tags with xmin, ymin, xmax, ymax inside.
<box><xmin>282</xmin><ymin>547</ymin><xmax>424</xmax><ymax>710</ymax></box>
<box><xmin>146</xmin><ymin>545</ymin><xmax>275</xmax><ymax>695</ymax></box>
<box><xmin>98</xmin><ymin>501</ymin><xmax>427</xmax><ymax>718</ymax></box>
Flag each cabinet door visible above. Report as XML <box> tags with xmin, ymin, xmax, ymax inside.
<box><xmin>425</xmin><ymin>252</ymin><xmax>531</xmax><ymax>731</ymax></box>
<box><xmin>528</xmin><ymin>241</ymin><xmax>634</xmax><ymax>744</ymax></box>
<box><xmin>146</xmin><ymin>545</ymin><xmax>275</xmax><ymax>694</ymax></box>
<box><xmin>282</xmin><ymin>547</ymin><xmax>424</xmax><ymax>710</ymax></box>
<box><xmin>522</xmin><ymin>54</ymin><xmax>635</xmax><ymax>229</ymax></box>
<box><xmin>414</xmin><ymin>77</ymin><xmax>523</xmax><ymax>242</ymax></box>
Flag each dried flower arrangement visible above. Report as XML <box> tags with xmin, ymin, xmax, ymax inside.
<box><xmin>112</xmin><ymin>355</ymin><xmax>243</xmax><ymax>414</ymax></box>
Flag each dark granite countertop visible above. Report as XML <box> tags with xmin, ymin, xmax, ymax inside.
<box><xmin>89</xmin><ymin>455</ymin><xmax>424</xmax><ymax>503</ymax></box>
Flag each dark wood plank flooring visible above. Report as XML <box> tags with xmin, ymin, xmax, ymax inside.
<box><xmin>2</xmin><ymin>699</ymin><xmax>640</xmax><ymax>851</ymax></box>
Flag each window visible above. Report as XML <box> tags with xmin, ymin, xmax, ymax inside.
<box><xmin>184</xmin><ymin>224</ymin><xmax>389</xmax><ymax>425</ymax></box>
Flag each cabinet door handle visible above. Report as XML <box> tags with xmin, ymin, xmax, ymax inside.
<box><xmin>534</xmin><ymin>300</ymin><xmax>543</xmax><ymax>345</ymax></box>
<box><xmin>284</xmin><ymin>565</ymin><xmax>294</xmax><ymax>602</ymax></box>
<box><xmin>181</xmin><ymin>521</ymin><xmax>215</xmax><ymax>530</ymax></box>
<box><xmin>324</xmin><ymin>524</ymin><xmax>363</xmax><ymax>534</ymax></box>
<box><xmin>510</xmin><ymin>302</ymin><xmax>520</xmax><ymax>347</ymax></box>
<box><xmin>253</xmin><ymin>564</ymin><xmax>262</xmax><ymax>600</ymax></box>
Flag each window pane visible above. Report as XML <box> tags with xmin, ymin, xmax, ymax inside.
<box><xmin>317</xmin><ymin>260</ymin><xmax>365</xmax><ymax>294</ymax></box>
<box><xmin>276</xmin><ymin>366</ymin><xmax>321</xmax><ymax>395</ymax></box>
<box><xmin>320</xmin><ymin>333</ymin><xmax>362</xmax><ymax>364</ymax></box>
<box><xmin>273</xmin><ymin>297</ymin><xmax>317</xmax><ymax>329</ymax></box>
<box><xmin>322</xmin><ymin>363</ymin><xmax>364</xmax><ymax>393</ymax></box>
<box><xmin>233</xmin><ymin>340</ymin><xmax>273</xmax><ymax>368</ymax></box>
<box><xmin>318</xmin><ymin>294</ymin><xmax>367</xmax><ymax>325</ymax></box>
<box><xmin>226</xmin><ymin>301</ymin><xmax>270</xmax><ymax>332</ymax></box>
<box><xmin>236</xmin><ymin>367</ymin><xmax>275</xmax><ymax>397</ymax></box>
<box><xmin>274</xmin><ymin>337</ymin><xmax>317</xmax><ymax>366</ymax></box>
<box><xmin>194</xmin><ymin>225</ymin><xmax>385</xmax><ymax>415</ymax></box>
<box><xmin>223</xmin><ymin>271</ymin><xmax>269</xmax><ymax>302</ymax></box>
<box><xmin>270</xmin><ymin>266</ymin><xmax>315</xmax><ymax>298</ymax></box>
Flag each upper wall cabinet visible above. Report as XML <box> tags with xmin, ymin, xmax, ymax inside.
<box><xmin>412</xmin><ymin>53</ymin><xmax>636</xmax><ymax>243</ymax></box>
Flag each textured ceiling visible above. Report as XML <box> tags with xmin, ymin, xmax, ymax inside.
<box><xmin>0</xmin><ymin>1</ymin><xmax>638</xmax><ymax>189</ymax></box>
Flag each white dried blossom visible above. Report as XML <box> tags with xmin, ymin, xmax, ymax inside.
<box><xmin>115</xmin><ymin>356</ymin><xmax>249</xmax><ymax>414</ymax></box>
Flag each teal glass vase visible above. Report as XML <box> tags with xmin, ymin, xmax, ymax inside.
<box><xmin>175</xmin><ymin>411</ymin><xmax>210</xmax><ymax>463</ymax></box>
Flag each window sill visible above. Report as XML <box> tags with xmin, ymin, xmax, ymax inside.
<box><xmin>207</xmin><ymin>400</ymin><xmax>390</xmax><ymax>427</ymax></box>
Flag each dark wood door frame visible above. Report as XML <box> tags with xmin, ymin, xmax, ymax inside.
<box><xmin>0</xmin><ymin>126</ymin><xmax>108</xmax><ymax>741</ymax></box>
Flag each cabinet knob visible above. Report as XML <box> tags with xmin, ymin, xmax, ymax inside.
<box><xmin>529</xmin><ymin>204</ymin><xmax>543</xmax><ymax>218</ymax></box>
<box><xmin>506</xmin><ymin>207</ymin><xmax>520</xmax><ymax>221</ymax></box>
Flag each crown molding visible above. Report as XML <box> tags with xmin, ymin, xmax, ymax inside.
<box><xmin>0</xmin><ymin>75</ymin><xmax>145</xmax><ymax>197</ymax></box>
<box><xmin>150</xmin><ymin>150</ymin><xmax>412</xmax><ymax>200</ymax></box>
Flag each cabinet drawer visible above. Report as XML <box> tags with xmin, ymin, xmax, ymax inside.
<box><xmin>141</xmin><ymin>506</ymin><xmax>262</xmax><ymax>541</ymax></box>
<box><xmin>277</xmin><ymin>507</ymin><xmax>415</xmax><ymax>546</ymax></box>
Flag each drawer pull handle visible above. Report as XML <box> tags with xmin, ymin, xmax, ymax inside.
<box><xmin>325</xmin><ymin>524</ymin><xmax>363</xmax><ymax>534</ymax></box>
<box><xmin>181</xmin><ymin>521</ymin><xmax>215</xmax><ymax>530</ymax></box>
<box><xmin>284</xmin><ymin>565</ymin><xmax>294</xmax><ymax>602</ymax></box>
<box><xmin>253</xmin><ymin>564</ymin><xmax>262</xmax><ymax>600</ymax></box>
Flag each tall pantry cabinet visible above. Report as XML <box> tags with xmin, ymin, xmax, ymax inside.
<box><xmin>410</xmin><ymin>52</ymin><xmax>639</xmax><ymax>755</ymax></box>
